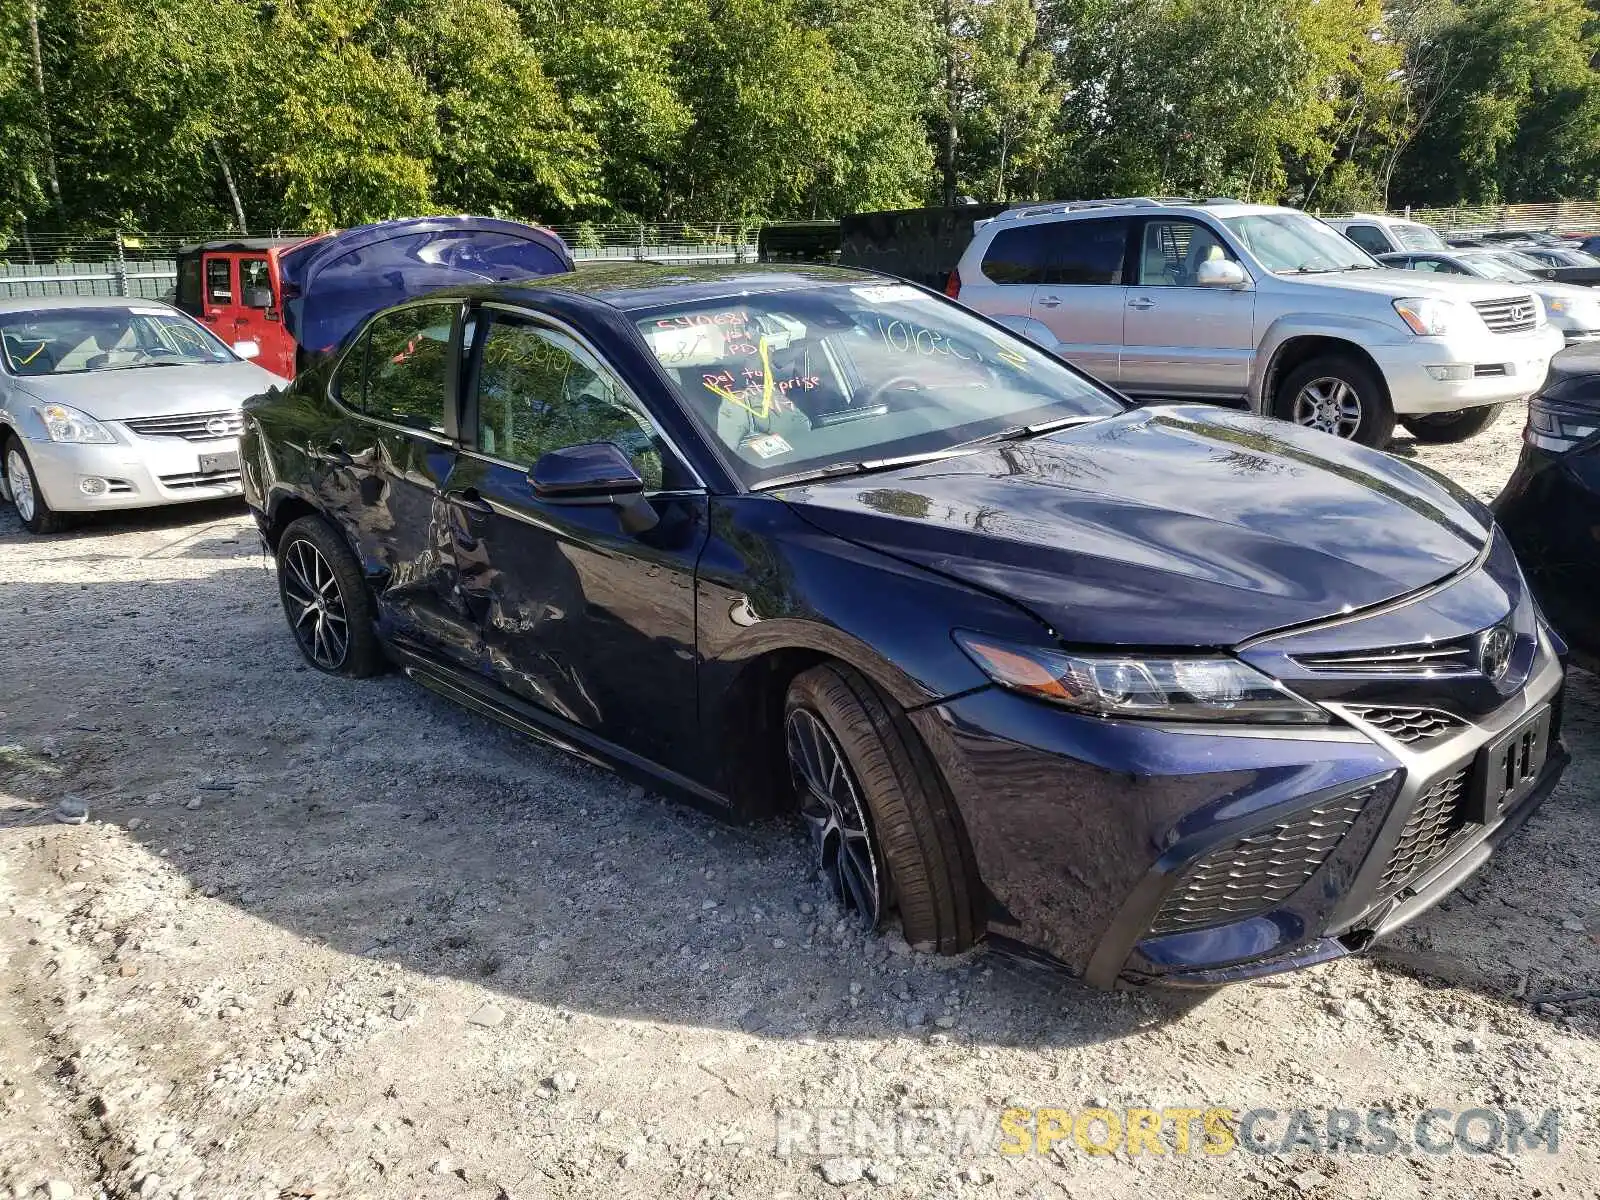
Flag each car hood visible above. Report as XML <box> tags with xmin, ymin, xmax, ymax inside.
<box><xmin>1291</xmin><ymin>267</ymin><xmax>1538</xmax><ymax>303</ymax></box>
<box><xmin>779</xmin><ymin>406</ymin><xmax>1490</xmax><ymax>647</ymax></box>
<box><xmin>10</xmin><ymin>360</ymin><xmax>281</xmax><ymax>419</ymax></box>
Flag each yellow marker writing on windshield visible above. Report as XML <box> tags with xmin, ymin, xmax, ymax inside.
<box><xmin>705</xmin><ymin>334</ymin><xmax>776</xmax><ymax>420</ymax></box>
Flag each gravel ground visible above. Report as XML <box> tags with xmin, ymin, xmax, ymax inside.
<box><xmin>2</xmin><ymin>399</ymin><xmax>1597</xmax><ymax>1200</ymax></box>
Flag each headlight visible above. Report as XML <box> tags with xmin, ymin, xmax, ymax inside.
<box><xmin>1546</xmin><ymin>296</ymin><xmax>1597</xmax><ymax>324</ymax></box>
<box><xmin>1393</xmin><ymin>297</ymin><xmax>1474</xmax><ymax>337</ymax></box>
<box><xmin>34</xmin><ymin>403</ymin><xmax>114</xmax><ymax>444</ymax></box>
<box><xmin>955</xmin><ymin>634</ymin><xmax>1328</xmax><ymax>724</ymax></box>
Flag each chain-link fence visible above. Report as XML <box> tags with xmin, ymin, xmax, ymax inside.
<box><xmin>0</xmin><ymin>222</ymin><xmax>764</xmax><ymax>301</ymax></box>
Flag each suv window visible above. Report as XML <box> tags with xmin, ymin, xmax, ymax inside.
<box><xmin>981</xmin><ymin>226</ymin><xmax>1052</xmax><ymax>284</ymax></box>
<box><xmin>240</xmin><ymin>258</ymin><xmax>271</xmax><ymax>308</ymax></box>
<box><xmin>205</xmin><ymin>258</ymin><xmax>233</xmax><ymax>304</ymax></box>
<box><xmin>1049</xmin><ymin>218</ymin><xmax>1128</xmax><ymax>284</ymax></box>
<box><xmin>1136</xmin><ymin>219</ymin><xmax>1235</xmax><ymax>286</ymax></box>
<box><xmin>358</xmin><ymin>303</ymin><xmax>455</xmax><ymax>433</ymax></box>
<box><xmin>474</xmin><ymin>313</ymin><xmax>667</xmax><ymax>489</ymax></box>
<box><xmin>1342</xmin><ymin>225</ymin><xmax>1393</xmax><ymax>255</ymax></box>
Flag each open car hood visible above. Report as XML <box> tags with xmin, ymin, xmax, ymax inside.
<box><xmin>279</xmin><ymin>216</ymin><xmax>574</xmax><ymax>359</ymax></box>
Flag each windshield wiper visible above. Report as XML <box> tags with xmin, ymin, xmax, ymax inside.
<box><xmin>752</xmin><ymin>448</ymin><xmax>974</xmax><ymax>491</ymax></box>
<box><xmin>964</xmin><ymin>414</ymin><xmax>1101</xmax><ymax>445</ymax></box>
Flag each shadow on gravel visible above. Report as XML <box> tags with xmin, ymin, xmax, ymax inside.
<box><xmin>0</xmin><ymin>496</ymin><xmax>246</xmax><ymax>545</ymax></box>
<box><xmin>0</xmin><ymin>560</ymin><xmax>1207</xmax><ymax>1051</ymax></box>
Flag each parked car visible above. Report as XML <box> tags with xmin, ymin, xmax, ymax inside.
<box><xmin>242</xmin><ymin>262</ymin><xmax>1568</xmax><ymax>988</ymax></box>
<box><xmin>947</xmin><ymin>198</ymin><xmax>1563</xmax><ymax>447</ymax></box>
<box><xmin>1479</xmin><ymin>230</ymin><xmax>1571</xmax><ymax>248</ymax></box>
<box><xmin>1507</xmin><ymin>245</ymin><xmax>1600</xmax><ymax>286</ymax></box>
<box><xmin>175</xmin><ymin>217</ymin><xmax>575</xmax><ymax>380</ymax></box>
<box><xmin>1322</xmin><ymin>213</ymin><xmax>1448</xmax><ymax>256</ymax></box>
<box><xmin>0</xmin><ymin>297</ymin><xmax>280</xmax><ymax>533</ymax></box>
<box><xmin>1375</xmin><ymin>249</ymin><xmax>1600</xmax><ymax>346</ymax></box>
<box><xmin>1496</xmin><ymin>350</ymin><xmax>1600</xmax><ymax>671</ymax></box>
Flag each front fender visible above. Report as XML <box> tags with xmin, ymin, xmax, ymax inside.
<box><xmin>1249</xmin><ymin>312</ymin><xmax>1414</xmax><ymax>412</ymax></box>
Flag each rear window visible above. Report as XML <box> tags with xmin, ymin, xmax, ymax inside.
<box><xmin>981</xmin><ymin>226</ymin><xmax>1052</xmax><ymax>284</ymax></box>
<box><xmin>1052</xmin><ymin>218</ymin><xmax>1128</xmax><ymax>284</ymax></box>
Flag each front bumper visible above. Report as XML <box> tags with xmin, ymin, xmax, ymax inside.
<box><xmin>19</xmin><ymin>428</ymin><xmax>243</xmax><ymax>513</ymax></box>
<box><xmin>911</xmin><ymin>598</ymin><xmax>1567</xmax><ymax>988</ymax></box>
<box><xmin>1373</xmin><ymin>324</ymin><xmax>1563</xmax><ymax>413</ymax></box>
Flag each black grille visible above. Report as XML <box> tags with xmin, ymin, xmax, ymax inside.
<box><xmin>124</xmin><ymin>411</ymin><xmax>243</xmax><ymax>442</ymax></box>
<box><xmin>1346</xmin><ymin>706</ymin><xmax>1463</xmax><ymax>745</ymax></box>
<box><xmin>158</xmin><ymin>469</ymin><xmax>242</xmax><ymax>490</ymax></box>
<box><xmin>1470</xmin><ymin>295</ymin><xmax>1539</xmax><ymax>333</ymax></box>
<box><xmin>1376</xmin><ymin>769</ymin><xmax>1470</xmax><ymax>895</ymax></box>
<box><xmin>1294</xmin><ymin>638</ymin><xmax>1476</xmax><ymax>675</ymax></box>
<box><xmin>1150</xmin><ymin>787</ymin><xmax>1378</xmax><ymax>935</ymax></box>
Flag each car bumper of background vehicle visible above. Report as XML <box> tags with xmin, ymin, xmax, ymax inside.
<box><xmin>912</xmin><ymin>634</ymin><xmax>1565</xmax><ymax>989</ymax></box>
<box><xmin>20</xmin><ymin>430</ymin><xmax>244</xmax><ymax>513</ymax></box>
<box><xmin>1373</xmin><ymin>325</ymin><xmax>1564</xmax><ymax>414</ymax></box>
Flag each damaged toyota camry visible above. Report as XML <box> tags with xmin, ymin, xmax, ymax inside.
<box><xmin>241</xmin><ymin>263</ymin><xmax>1569</xmax><ymax>988</ymax></box>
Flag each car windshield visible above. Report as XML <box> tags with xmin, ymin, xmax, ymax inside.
<box><xmin>0</xmin><ymin>305</ymin><xmax>234</xmax><ymax>376</ymax></box>
<box><xmin>1224</xmin><ymin>213</ymin><xmax>1377</xmax><ymax>274</ymax></box>
<box><xmin>1459</xmin><ymin>254</ymin><xmax>1538</xmax><ymax>283</ymax></box>
<box><xmin>1492</xmin><ymin>250</ymin><xmax>1549</xmax><ymax>272</ymax></box>
<box><xmin>1557</xmin><ymin>249</ymin><xmax>1600</xmax><ymax>266</ymax></box>
<box><xmin>1393</xmin><ymin>223</ymin><xmax>1447</xmax><ymax>251</ymax></box>
<box><xmin>633</xmin><ymin>282</ymin><xmax>1123</xmax><ymax>486</ymax></box>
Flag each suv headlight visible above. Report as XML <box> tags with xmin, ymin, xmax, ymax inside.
<box><xmin>1546</xmin><ymin>296</ymin><xmax>1598</xmax><ymax>325</ymax></box>
<box><xmin>1393</xmin><ymin>297</ymin><xmax>1475</xmax><ymax>337</ymax></box>
<box><xmin>955</xmin><ymin>634</ymin><xmax>1328</xmax><ymax>724</ymax></box>
<box><xmin>34</xmin><ymin>403</ymin><xmax>114</xmax><ymax>444</ymax></box>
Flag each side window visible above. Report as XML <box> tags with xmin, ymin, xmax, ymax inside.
<box><xmin>1411</xmin><ymin>259</ymin><xmax>1444</xmax><ymax>273</ymax></box>
<box><xmin>177</xmin><ymin>257</ymin><xmax>202</xmax><ymax>312</ymax></box>
<box><xmin>363</xmin><ymin>304</ymin><xmax>455</xmax><ymax>433</ymax></box>
<box><xmin>980</xmin><ymin>226</ymin><xmax>1052</xmax><ymax>284</ymax></box>
<box><xmin>240</xmin><ymin>258</ymin><xmax>272</xmax><ymax>307</ymax></box>
<box><xmin>1136</xmin><ymin>219</ymin><xmax>1234</xmax><ymax>286</ymax></box>
<box><xmin>205</xmin><ymin>258</ymin><xmax>233</xmax><ymax>305</ymax></box>
<box><xmin>474</xmin><ymin>314</ymin><xmax>667</xmax><ymax>490</ymax></box>
<box><xmin>1048</xmin><ymin>218</ymin><xmax>1129</xmax><ymax>285</ymax></box>
<box><xmin>331</xmin><ymin>331</ymin><xmax>369</xmax><ymax>408</ymax></box>
<box><xmin>1344</xmin><ymin>225</ymin><xmax>1393</xmax><ymax>255</ymax></box>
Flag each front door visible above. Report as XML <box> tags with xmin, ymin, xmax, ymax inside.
<box><xmin>1028</xmin><ymin>216</ymin><xmax>1130</xmax><ymax>386</ymax></box>
<box><xmin>1119</xmin><ymin>217</ymin><xmax>1257</xmax><ymax>400</ymax></box>
<box><xmin>444</xmin><ymin>305</ymin><xmax>708</xmax><ymax>776</ymax></box>
<box><xmin>233</xmin><ymin>255</ymin><xmax>292</xmax><ymax>376</ymax></box>
<box><xmin>318</xmin><ymin>300</ymin><xmax>478</xmax><ymax>663</ymax></box>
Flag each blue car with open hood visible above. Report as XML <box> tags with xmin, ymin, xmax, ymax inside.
<box><xmin>239</xmin><ymin>262</ymin><xmax>1569</xmax><ymax>987</ymax></box>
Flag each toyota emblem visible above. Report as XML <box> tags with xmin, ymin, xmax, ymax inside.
<box><xmin>1477</xmin><ymin>624</ymin><xmax>1515</xmax><ymax>682</ymax></box>
<box><xmin>206</xmin><ymin>416</ymin><xmax>232</xmax><ymax>438</ymax></box>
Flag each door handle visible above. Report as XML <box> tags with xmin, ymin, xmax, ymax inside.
<box><xmin>1036</xmin><ymin>295</ymin><xmax>1061</xmax><ymax>308</ymax></box>
<box><xmin>1128</xmin><ymin>298</ymin><xmax>1156</xmax><ymax>310</ymax></box>
<box><xmin>447</xmin><ymin>488</ymin><xmax>495</xmax><ymax>518</ymax></box>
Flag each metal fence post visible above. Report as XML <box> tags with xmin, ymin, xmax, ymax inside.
<box><xmin>112</xmin><ymin>233</ymin><xmax>129</xmax><ymax>297</ymax></box>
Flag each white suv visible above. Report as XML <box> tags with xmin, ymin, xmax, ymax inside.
<box><xmin>949</xmin><ymin>198</ymin><xmax>1564</xmax><ymax>446</ymax></box>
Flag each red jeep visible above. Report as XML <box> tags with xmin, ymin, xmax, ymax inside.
<box><xmin>174</xmin><ymin>235</ymin><xmax>327</xmax><ymax>380</ymax></box>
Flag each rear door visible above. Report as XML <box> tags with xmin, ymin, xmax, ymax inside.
<box><xmin>1028</xmin><ymin>217</ymin><xmax>1130</xmax><ymax>384</ymax></box>
<box><xmin>1120</xmin><ymin>217</ymin><xmax>1256</xmax><ymax>400</ymax></box>
<box><xmin>319</xmin><ymin>300</ymin><xmax>478</xmax><ymax>664</ymax></box>
<box><xmin>442</xmin><ymin>304</ymin><xmax>708</xmax><ymax>776</ymax></box>
<box><xmin>198</xmin><ymin>253</ymin><xmax>239</xmax><ymax>342</ymax></box>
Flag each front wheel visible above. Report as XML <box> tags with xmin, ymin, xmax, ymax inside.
<box><xmin>1399</xmin><ymin>404</ymin><xmax>1504</xmax><ymax>444</ymax></box>
<box><xmin>1273</xmin><ymin>355</ymin><xmax>1395</xmax><ymax>448</ymax></box>
<box><xmin>784</xmin><ymin>663</ymin><xmax>983</xmax><ymax>953</ymax></box>
<box><xmin>3</xmin><ymin>437</ymin><xmax>69</xmax><ymax>534</ymax></box>
<box><xmin>275</xmin><ymin>514</ymin><xmax>383</xmax><ymax>677</ymax></box>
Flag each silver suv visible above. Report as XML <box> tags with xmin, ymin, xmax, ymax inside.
<box><xmin>950</xmin><ymin>198</ymin><xmax>1564</xmax><ymax>446</ymax></box>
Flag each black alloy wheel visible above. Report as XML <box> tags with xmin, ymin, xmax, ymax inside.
<box><xmin>787</xmin><ymin>705</ymin><xmax>885</xmax><ymax>926</ymax></box>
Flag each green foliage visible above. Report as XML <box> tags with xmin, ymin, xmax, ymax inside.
<box><xmin>3</xmin><ymin>0</ymin><xmax>1600</xmax><ymax>239</ymax></box>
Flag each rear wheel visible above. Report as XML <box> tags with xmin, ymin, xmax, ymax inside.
<box><xmin>3</xmin><ymin>437</ymin><xmax>68</xmax><ymax>534</ymax></box>
<box><xmin>1273</xmin><ymin>354</ymin><xmax>1395</xmax><ymax>448</ymax></box>
<box><xmin>1399</xmin><ymin>404</ymin><xmax>1504</xmax><ymax>444</ymax></box>
<box><xmin>275</xmin><ymin>514</ymin><xmax>382</xmax><ymax>677</ymax></box>
<box><xmin>784</xmin><ymin>663</ymin><xmax>983</xmax><ymax>953</ymax></box>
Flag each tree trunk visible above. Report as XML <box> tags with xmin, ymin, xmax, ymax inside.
<box><xmin>213</xmin><ymin>139</ymin><xmax>248</xmax><ymax>233</ymax></box>
<box><xmin>27</xmin><ymin>0</ymin><xmax>64</xmax><ymax>221</ymax></box>
<box><xmin>941</xmin><ymin>0</ymin><xmax>958</xmax><ymax>207</ymax></box>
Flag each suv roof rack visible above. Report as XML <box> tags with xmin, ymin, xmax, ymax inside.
<box><xmin>996</xmin><ymin>196</ymin><xmax>1240</xmax><ymax>222</ymax></box>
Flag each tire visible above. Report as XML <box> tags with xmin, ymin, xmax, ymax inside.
<box><xmin>3</xmin><ymin>436</ymin><xmax>69</xmax><ymax>534</ymax></box>
<box><xmin>784</xmin><ymin>663</ymin><xmax>983</xmax><ymax>954</ymax></box>
<box><xmin>1399</xmin><ymin>404</ymin><xmax>1504</xmax><ymax>444</ymax></box>
<box><xmin>1273</xmin><ymin>354</ymin><xmax>1396</xmax><ymax>448</ymax></box>
<box><xmin>275</xmin><ymin>514</ymin><xmax>383</xmax><ymax>677</ymax></box>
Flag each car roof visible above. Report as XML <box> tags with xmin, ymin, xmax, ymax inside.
<box><xmin>0</xmin><ymin>296</ymin><xmax>181</xmax><ymax>315</ymax></box>
<box><xmin>450</xmin><ymin>262</ymin><xmax>886</xmax><ymax>313</ymax></box>
<box><xmin>988</xmin><ymin>198</ymin><xmax>1290</xmax><ymax>226</ymax></box>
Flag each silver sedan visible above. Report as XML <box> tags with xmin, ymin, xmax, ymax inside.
<box><xmin>0</xmin><ymin>297</ymin><xmax>282</xmax><ymax>533</ymax></box>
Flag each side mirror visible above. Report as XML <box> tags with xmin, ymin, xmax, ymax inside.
<box><xmin>1196</xmin><ymin>259</ymin><xmax>1249</xmax><ymax>289</ymax></box>
<box><xmin>245</xmin><ymin>286</ymin><xmax>273</xmax><ymax>308</ymax></box>
<box><xmin>232</xmin><ymin>339</ymin><xmax>261</xmax><ymax>360</ymax></box>
<box><xmin>530</xmin><ymin>442</ymin><xmax>657</xmax><ymax>534</ymax></box>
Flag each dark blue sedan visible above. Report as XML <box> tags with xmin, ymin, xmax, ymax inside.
<box><xmin>240</xmin><ymin>264</ymin><xmax>1569</xmax><ymax>988</ymax></box>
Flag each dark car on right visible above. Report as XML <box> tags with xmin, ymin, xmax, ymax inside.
<box><xmin>1496</xmin><ymin>351</ymin><xmax>1600</xmax><ymax>670</ymax></box>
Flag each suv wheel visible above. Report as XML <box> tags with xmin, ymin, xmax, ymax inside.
<box><xmin>783</xmin><ymin>663</ymin><xmax>983</xmax><ymax>954</ymax></box>
<box><xmin>4</xmin><ymin>437</ymin><xmax>69</xmax><ymax>534</ymax></box>
<box><xmin>1274</xmin><ymin>355</ymin><xmax>1395</xmax><ymax>448</ymax></box>
<box><xmin>275</xmin><ymin>515</ymin><xmax>383</xmax><ymax>677</ymax></box>
<box><xmin>1399</xmin><ymin>404</ymin><xmax>1504</xmax><ymax>444</ymax></box>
